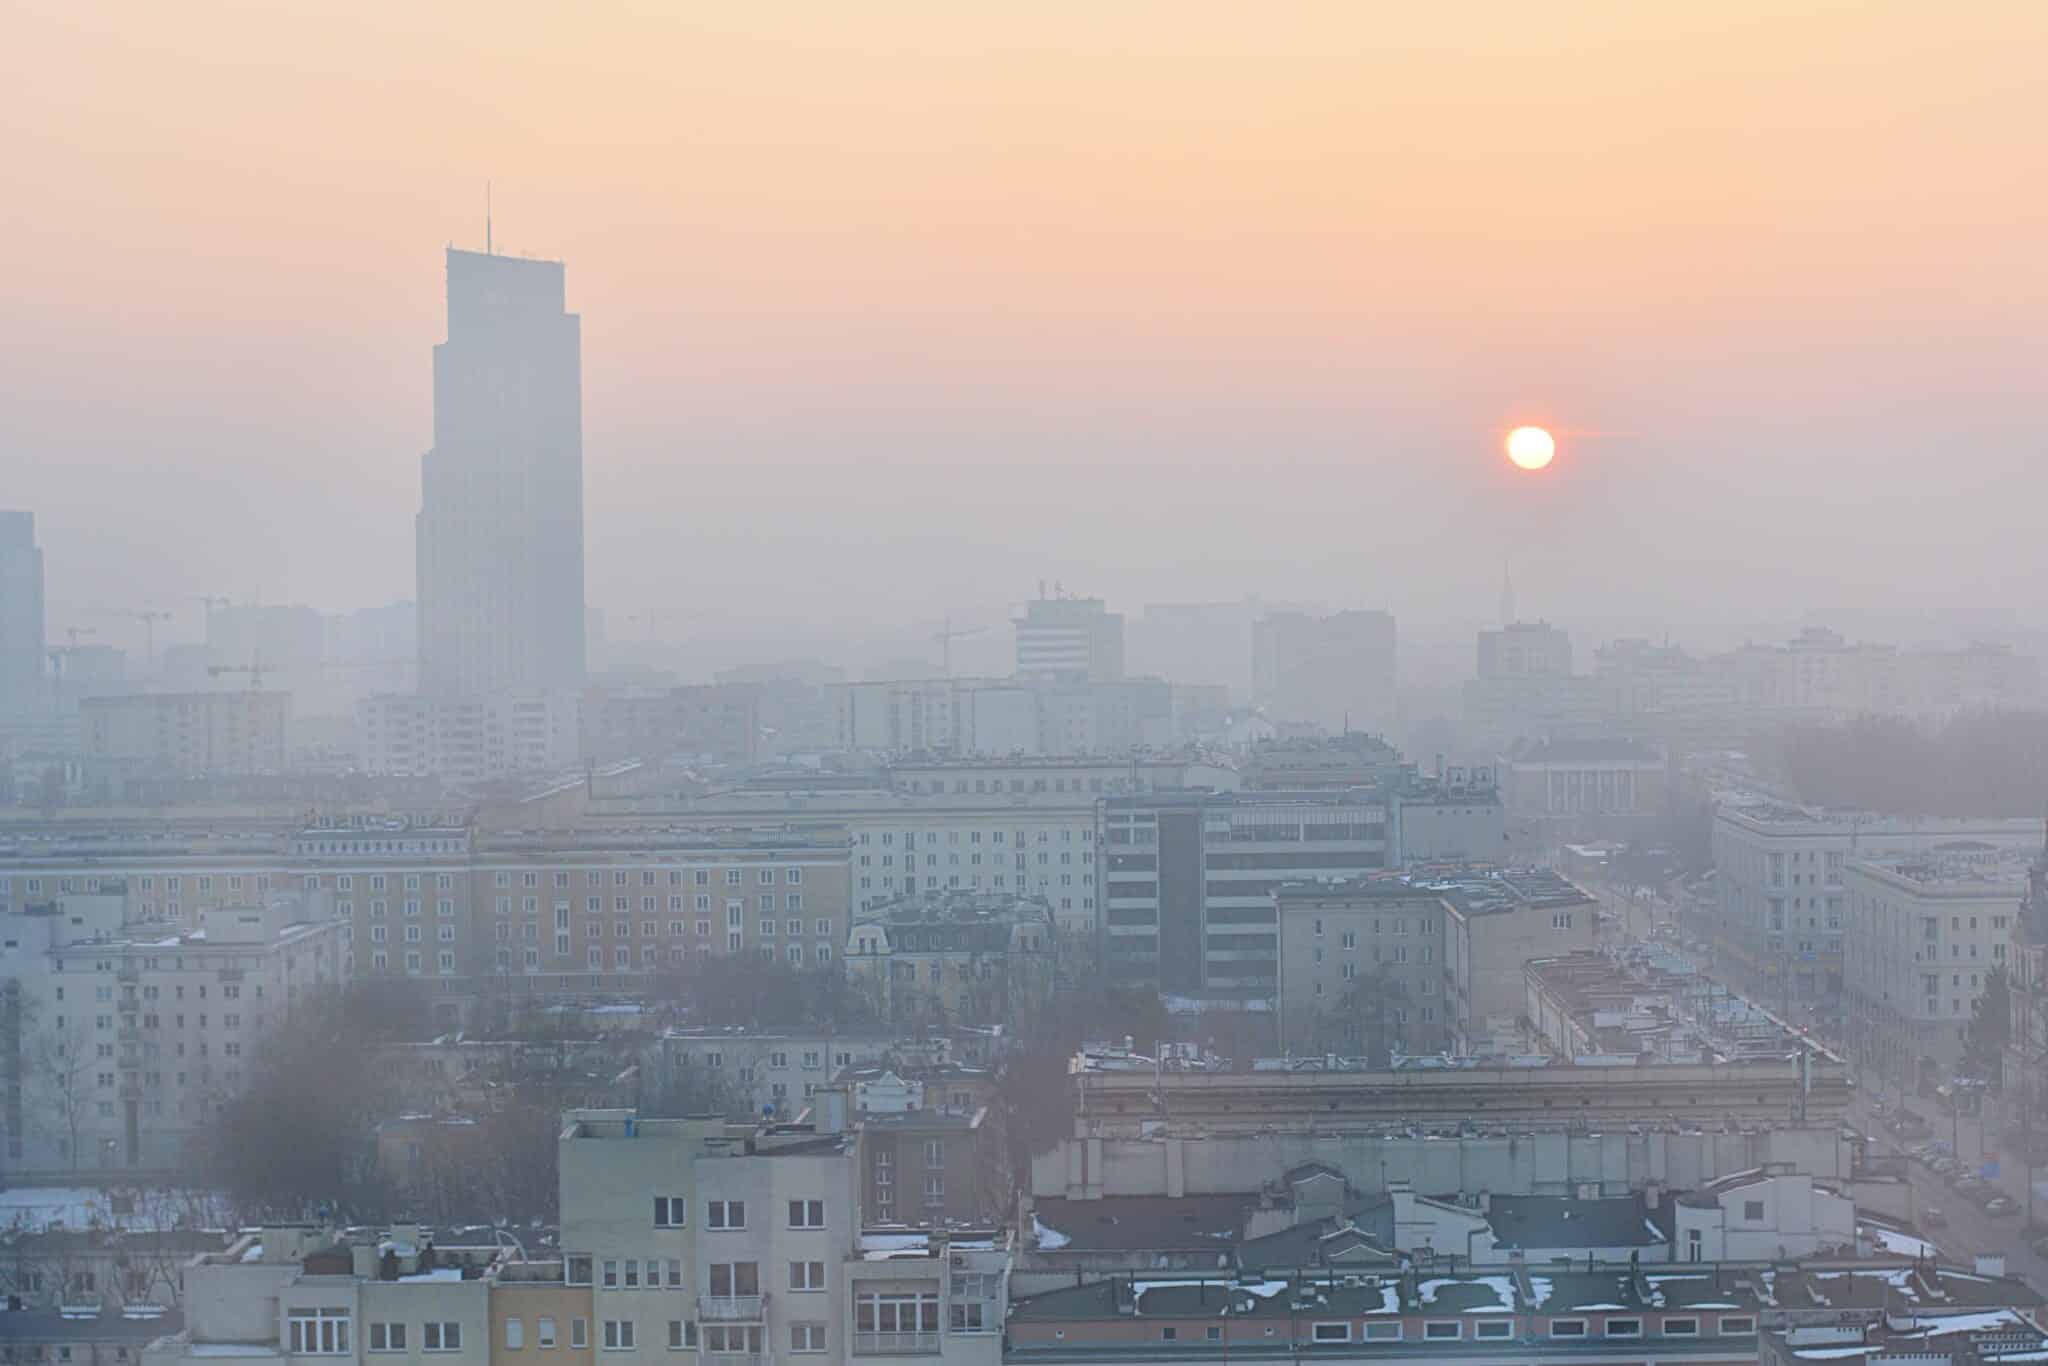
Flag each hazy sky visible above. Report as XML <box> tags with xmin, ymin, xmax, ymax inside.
<box><xmin>6</xmin><ymin>1</ymin><xmax>2045</xmax><ymax>652</ymax></box>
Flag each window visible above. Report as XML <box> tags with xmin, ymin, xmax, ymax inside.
<box><xmin>1664</xmin><ymin>1317</ymin><xmax>1699</xmax><ymax>1336</ymax></box>
<box><xmin>708</xmin><ymin>1263</ymin><xmax>760</xmax><ymax>1298</ymax></box>
<box><xmin>602</xmin><ymin>1321</ymin><xmax>634</xmax><ymax>1351</ymax></box>
<box><xmin>1743</xmin><ymin>1199</ymin><xmax>1764</xmax><ymax>1221</ymax></box>
<box><xmin>654</xmin><ymin>1195</ymin><xmax>686</xmax><ymax>1227</ymax></box>
<box><xmin>1550</xmin><ymin>1320</ymin><xmax>1587</xmax><ymax>1338</ymax></box>
<box><xmin>789</xmin><ymin>1199</ymin><xmax>825</xmax><ymax>1229</ymax></box>
<box><xmin>570</xmin><ymin>1320</ymin><xmax>588</xmax><ymax>1350</ymax></box>
<box><xmin>602</xmin><ymin>1259</ymin><xmax>619</xmax><ymax>1289</ymax></box>
<box><xmin>1424</xmin><ymin>1321</ymin><xmax>1460</xmax><ymax>1340</ymax></box>
<box><xmin>423</xmin><ymin>1323</ymin><xmax>462</xmax><ymax>1352</ymax></box>
<box><xmin>1311</xmin><ymin>1323</ymin><xmax>1350</xmax><ymax>1343</ymax></box>
<box><xmin>708</xmin><ymin>1199</ymin><xmax>745</xmax><ymax>1229</ymax></box>
<box><xmin>1719</xmin><ymin>1316</ymin><xmax>1755</xmax><ymax>1335</ymax></box>
<box><xmin>505</xmin><ymin>1318</ymin><xmax>524</xmax><ymax>1351</ymax></box>
<box><xmin>1606</xmin><ymin>1318</ymin><xmax>1642</xmax><ymax>1338</ymax></box>
<box><xmin>951</xmin><ymin>1303</ymin><xmax>988</xmax><ymax>1332</ymax></box>
<box><xmin>1475</xmin><ymin>1321</ymin><xmax>1512</xmax><ymax>1340</ymax></box>
<box><xmin>1363</xmin><ymin>1322</ymin><xmax>1402</xmax><ymax>1342</ymax></box>
<box><xmin>790</xmin><ymin>1261</ymin><xmax>826</xmax><ymax>1291</ymax></box>
<box><xmin>790</xmin><ymin>1323</ymin><xmax>826</xmax><ymax>1353</ymax></box>
<box><xmin>537</xmin><ymin>1318</ymin><xmax>556</xmax><ymax>1349</ymax></box>
<box><xmin>288</xmin><ymin>1309</ymin><xmax>351</xmax><ymax>1355</ymax></box>
<box><xmin>667</xmin><ymin>1320</ymin><xmax>697</xmax><ymax>1350</ymax></box>
<box><xmin>368</xmin><ymin>1323</ymin><xmax>406</xmax><ymax>1352</ymax></box>
<box><xmin>667</xmin><ymin>1260</ymin><xmax>683</xmax><ymax>1288</ymax></box>
<box><xmin>566</xmin><ymin>1255</ymin><xmax>593</xmax><ymax>1286</ymax></box>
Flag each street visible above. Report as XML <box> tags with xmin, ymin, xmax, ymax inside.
<box><xmin>1845</xmin><ymin>1087</ymin><xmax>2048</xmax><ymax>1286</ymax></box>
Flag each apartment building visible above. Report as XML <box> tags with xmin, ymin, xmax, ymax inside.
<box><xmin>1</xmin><ymin>892</ymin><xmax>343</xmax><ymax>1177</ymax></box>
<box><xmin>80</xmin><ymin>691</ymin><xmax>291</xmax><ymax>777</ymax></box>
<box><xmin>556</xmin><ymin>1105</ymin><xmax>1006</xmax><ymax>1366</ymax></box>
<box><xmin>590</xmin><ymin>786</ymin><xmax>1103</xmax><ymax>926</ymax></box>
<box><xmin>143</xmin><ymin>1223</ymin><xmax>513</xmax><ymax>1366</ymax></box>
<box><xmin>845</xmin><ymin>893</ymin><xmax>1057</xmax><ymax>1032</ymax></box>
<box><xmin>1273</xmin><ymin>883</ymin><xmax>1451</xmax><ymax>1056</ymax></box>
<box><xmin>1098</xmin><ymin>790</ymin><xmax>1391</xmax><ymax>998</ymax></box>
<box><xmin>1270</xmin><ymin>864</ymin><xmax>1598</xmax><ymax>1058</ymax></box>
<box><xmin>656</xmin><ymin>1030</ymin><xmax>895</xmax><ymax>1121</ymax></box>
<box><xmin>0</xmin><ymin>822</ymin><xmax>852</xmax><ymax>1014</ymax></box>
<box><xmin>1843</xmin><ymin>848</ymin><xmax>2034</xmax><ymax>1086</ymax></box>
<box><xmin>355</xmin><ymin>691</ymin><xmax>579</xmax><ymax>784</ymax></box>
<box><xmin>1710</xmin><ymin>800</ymin><xmax>2041</xmax><ymax>1014</ymax></box>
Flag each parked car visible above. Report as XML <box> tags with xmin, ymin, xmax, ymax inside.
<box><xmin>1985</xmin><ymin>1196</ymin><xmax>2019</xmax><ymax>1217</ymax></box>
<box><xmin>1923</xmin><ymin>1205</ymin><xmax>1948</xmax><ymax>1228</ymax></box>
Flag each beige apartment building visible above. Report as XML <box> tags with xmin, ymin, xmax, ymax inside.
<box><xmin>0</xmin><ymin>822</ymin><xmax>853</xmax><ymax>1024</ymax></box>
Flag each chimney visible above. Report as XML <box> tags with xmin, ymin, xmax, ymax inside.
<box><xmin>816</xmin><ymin>1086</ymin><xmax>849</xmax><ymax>1136</ymax></box>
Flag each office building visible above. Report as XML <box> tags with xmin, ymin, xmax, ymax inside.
<box><xmin>355</xmin><ymin>691</ymin><xmax>578</xmax><ymax>782</ymax></box>
<box><xmin>0</xmin><ymin>510</ymin><xmax>45</xmax><ymax>718</ymax></box>
<box><xmin>1708</xmin><ymin>800</ymin><xmax>2040</xmax><ymax>1016</ymax></box>
<box><xmin>1251</xmin><ymin>608</ymin><xmax>1397</xmax><ymax>734</ymax></box>
<box><xmin>1099</xmin><ymin>790</ymin><xmax>1391</xmax><ymax>997</ymax></box>
<box><xmin>416</xmin><ymin>248</ymin><xmax>585</xmax><ymax>699</ymax></box>
<box><xmin>1014</xmin><ymin>596</ymin><xmax>1123</xmax><ymax>683</ymax></box>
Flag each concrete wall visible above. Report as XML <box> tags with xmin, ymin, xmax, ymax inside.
<box><xmin>1031</xmin><ymin>1128</ymin><xmax>1850</xmax><ymax>1202</ymax></box>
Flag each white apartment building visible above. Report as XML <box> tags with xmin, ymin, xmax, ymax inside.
<box><xmin>1843</xmin><ymin>848</ymin><xmax>2033</xmax><ymax>1084</ymax></box>
<box><xmin>80</xmin><ymin>691</ymin><xmax>291</xmax><ymax>776</ymax></box>
<box><xmin>1</xmin><ymin>891</ymin><xmax>344</xmax><ymax>1178</ymax></box>
<box><xmin>355</xmin><ymin>691</ymin><xmax>579</xmax><ymax>784</ymax></box>
<box><xmin>1709</xmin><ymin>800</ymin><xmax>2040</xmax><ymax>1013</ymax></box>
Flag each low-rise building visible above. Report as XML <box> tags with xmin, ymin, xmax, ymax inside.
<box><xmin>80</xmin><ymin>692</ymin><xmax>290</xmax><ymax>778</ymax></box>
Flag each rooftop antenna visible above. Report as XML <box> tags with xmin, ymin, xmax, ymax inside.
<box><xmin>486</xmin><ymin>181</ymin><xmax>493</xmax><ymax>255</ymax></box>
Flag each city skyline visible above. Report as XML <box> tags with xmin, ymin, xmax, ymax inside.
<box><xmin>6</xmin><ymin>2</ymin><xmax>2047</xmax><ymax>632</ymax></box>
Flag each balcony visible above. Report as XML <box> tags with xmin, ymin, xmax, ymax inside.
<box><xmin>697</xmin><ymin>1296</ymin><xmax>766</xmax><ymax>1322</ymax></box>
<box><xmin>852</xmin><ymin>1332</ymin><xmax>940</xmax><ymax>1355</ymax></box>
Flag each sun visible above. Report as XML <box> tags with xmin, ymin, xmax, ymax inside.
<box><xmin>1506</xmin><ymin>425</ymin><xmax>1556</xmax><ymax>471</ymax></box>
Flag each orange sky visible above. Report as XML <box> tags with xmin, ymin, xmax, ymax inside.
<box><xmin>5</xmin><ymin>1</ymin><xmax>2045</xmax><ymax>638</ymax></box>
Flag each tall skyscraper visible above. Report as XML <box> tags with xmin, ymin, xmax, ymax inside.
<box><xmin>416</xmin><ymin>249</ymin><xmax>586</xmax><ymax>698</ymax></box>
<box><xmin>0</xmin><ymin>510</ymin><xmax>46</xmax><ymax>716</ymax></box>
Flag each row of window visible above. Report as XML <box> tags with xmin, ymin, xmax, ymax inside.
<box><xmin>490</xmin><ymin>867</ymin><xmax>804</xmax><ymax>889</ymax></box>
<box><xmin>1136</xmin><ymin>1313</ymin><xmax>1757</xmax><ymax>1346</ymax></box>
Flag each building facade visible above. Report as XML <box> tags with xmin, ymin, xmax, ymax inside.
<box><xmin>1013</xmin><ymin>597</ymin><xmax>1124</xmax><ymax>683</ymax></box>
<box><xmin>1250</xmin><ymin>609</ymin><xmax>1397</xmax><ymax>735</ymax></box>
<box><xmin>1709</xmin><ymin>802</ymin><xmax>2041</xmax><ymax>1017</ymax></box>
<box><xmin>1</xmin><ymin>892</ymin><xmax>344</xmax><ymax>1177</ymax></box>
<box><xmin>1842</xmin><ymin>849</ymin><xmax>2032</xmax><ymax>1086</ymax></box>
<box><xmin>1099</xmin><ymin>791</ymin><xmax>1391</xmax><ymax>998</ymax></box>
<box><xmin>80</xmin><ymin>692</ymin><xmax>291</xmax><ymax>777</ymax></box>
<box><xmin>0</xmin><ymin>509</ymin><xmax>44</xmax><ymax>720</ymax></box>
<box><xmin>416</xmin><ymin>248</ymin><xmax>585</xmax><ymax>700</ymax></box>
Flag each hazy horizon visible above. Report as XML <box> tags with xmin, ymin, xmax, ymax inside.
<box><xmin>8</xmin><ymin>1</ymin><xmax>2046</xmax><ymax>648</ymax></box>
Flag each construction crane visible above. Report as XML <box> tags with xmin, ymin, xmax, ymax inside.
<box><xmin>932</xmin><ymin>618</ymin><xmax>987</xmax><ymax>676</ymax></box>
<box><xmin>208</xmin><ymin>656</ymin><xmax>268</xmax><ymax>690</ymax></box>
<box><xmin>93</xmin><ymin>607</ymin><xmax>174</xmax><ymax>668</ymax></box>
